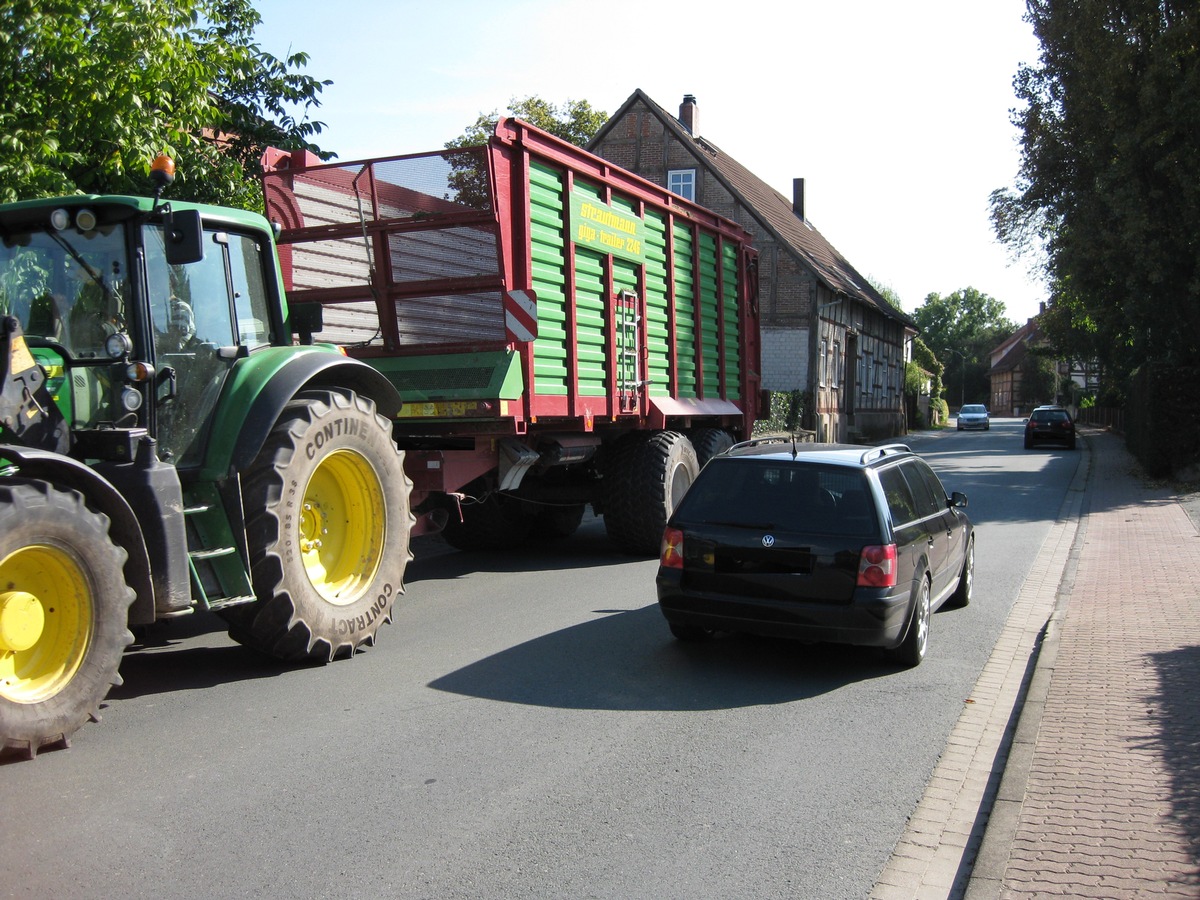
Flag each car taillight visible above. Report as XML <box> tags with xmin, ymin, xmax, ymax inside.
<box><xmin>660</xmin><ymin>527</ymin><xmax>685</xmax><ymax>569</ymax></box>
<box><xmin>857</xmin><ymin>544</ymin><xmax>897</xmax><ymax>587</ymax></box>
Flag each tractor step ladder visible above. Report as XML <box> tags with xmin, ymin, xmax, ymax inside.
<box><xmin>182</xmin><ymin>483</ymin><xmax>257</xmax><ymax>611</ymax></box>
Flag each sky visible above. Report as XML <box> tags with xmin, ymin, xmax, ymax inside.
<box><xmin>253</xmin><ymin>0</ymin><xmax>1046</xmax><ymax>323</ymax></box>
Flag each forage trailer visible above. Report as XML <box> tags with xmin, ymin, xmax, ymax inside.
<box><xmin>262</xmin><ymin>117</ymin><xmax>762</xmax><ymax>554</ymax></box>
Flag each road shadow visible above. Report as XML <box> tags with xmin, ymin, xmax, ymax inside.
<box><xmin>405</xmin><ymin>515</ymin><xmax>646</xmax><ymax>584</ymax></box>
<box><xmin>428</xmin><ymin>604</ymin><xmax>910</xmax><ymax>712</ymax></box>
<box><xmin>1151</xmin><ymin>643</ymin><xmax>1200</xmax><ymax>875</ymax></box>
<box><xmin>104</xmin><ymin>513</ymin><xmax>633</xmax><ymax>700</ymax></box>
<box><xmin>105</xmin><ymin>614</ymin><xmax>308</xmax><ymax>701</ymax></box>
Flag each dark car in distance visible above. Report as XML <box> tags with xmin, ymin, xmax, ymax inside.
<box><xmin>1024</xmin><ymin>406</ymin><xmax>1076</xmax><ymax>449</ymax></box>
<box><xmin>656</xmin><ymin>441</ymin><xmax>974</xmax><ymax>667</ymax></box>
<box><xmin>956</xmin><ymin>404</ymin><xmax>990</xmax><ymax>431</ymax></box>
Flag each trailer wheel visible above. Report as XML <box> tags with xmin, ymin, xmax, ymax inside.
<box><xmin>441</xmin><ymin>483</ymin><xmax>532</xmax><ymax>551</ymax></box>
<box><xmin>0</xmin><ymin>479</ymin><xmax>134</xmax><ymax>758</ymax></box>
<box><xmin>688</xmin><ymin>428</ymin><xmax>734</xmax><ymax>468</ymax></box>
<box><xmin>603</xmin><ymin>431</ymin><xmax>699</xmax><ymax>556</ymax></box>
<box><xmin>226</xmin><ymin>390</ymin><xmax>412</xmax><ymax>662</ymax></box>
<box><xmin>529</xmin><ymin>503</ymin><xmax>587</xmax><ymax>540</ymax></box>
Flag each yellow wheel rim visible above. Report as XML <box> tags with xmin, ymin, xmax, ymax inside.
<box><xmin>0</xmin><ymin>544</ymin><xmax>93</xmax><ymax>703</ymax></box>
<box><xmin>299</xmin><ymin>449</ymin><xmax>386</xmax><ymax>605</ymax></box>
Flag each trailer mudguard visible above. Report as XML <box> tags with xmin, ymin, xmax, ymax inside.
<box><xmin>198</xmin><ymin>345</ymin><xmax>404</xmax><ymax>481</ymax></box>
<box><xmin>0</xmin><ymin>444</ymin><xmax>156</xmax><ymax>626</ymax></box>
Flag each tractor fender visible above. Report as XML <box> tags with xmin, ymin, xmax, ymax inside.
<box><xmin>198</xmin><ymin>347</ymin><xmax>403</xmax><ymax>480</ymax></box>
<box><xmin>0</xmin><ymin>444</ymin><xmax>156</xmax><ymax>626</ymax></box>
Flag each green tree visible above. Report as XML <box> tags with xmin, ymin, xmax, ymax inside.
<box><xmin>867</xmin><ymin>278</ymin><xmax>908</xmax><ymax>314</ymax></box>
<box><xmin>445</xmin><ymin>96</ymin><xmax>608</xmax><ymax>151</ymax></box>
<box><xmin>990</xmin><ymin>0</ymin><xmax>1200</xmax><ymax>380</ymax></box>
<box><xmin>1020</xmin><ymin>352</ymin><xmax>1060</xmax><ymax>406</ymax></box>
<box><xmin>905</xmin><ymin>336</ymin><xmax>946</xmax><ymax>428</ymax></box>
<box><xmin>0</xmin><ymin>0</ymin><xmax>331</xmax><ymax>210</ymax></box>
<box><xmin>913</xmin><ymin>287</ymin><xmax>1015</xmax><ymax>406</ymax></box>
<box><xmin>442</xmin><ymin>95</ymin><xmax>608</xmax><ymax>211</ymax></box>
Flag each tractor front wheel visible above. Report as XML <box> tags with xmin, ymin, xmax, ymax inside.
<box><xmin>225</xmin><ymin>390</ymin><xmax>412</xmax><ymax>662</ymax></box>
<box><xmin>0</xmin><ymin>479</ymin><xmax>134</xmax><ymax>758</ymax></box>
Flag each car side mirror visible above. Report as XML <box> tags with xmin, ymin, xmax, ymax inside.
<box><xmin>950</xmin><ymin>491</ymin><xmax>968</xmax><ymax>509</ymax></box>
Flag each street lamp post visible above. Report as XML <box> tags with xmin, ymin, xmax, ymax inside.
<box><xmin>942</xmin><ymin>347</ymin><xmax>966</xmax><ymax>412</ymax></box>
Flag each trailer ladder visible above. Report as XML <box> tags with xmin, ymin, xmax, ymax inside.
<box><xmin>615</xmin><ymin>290</ymin><xmax>645</xmax><ymax>413</ymax></box>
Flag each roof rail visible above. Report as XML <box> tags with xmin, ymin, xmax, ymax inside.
<box><xmin>859</xmin><ymin>443</ymin><xmax>912</xmax><ymax>465</ymax></box>
<box><xmin>728</xmin><ymin>433</ymin><xmax>801</xmax><ymax>459</ymax></box>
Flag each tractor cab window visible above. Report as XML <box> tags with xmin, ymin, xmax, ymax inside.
<box><xmin>1</xmin><ymin>225</ymin><xmax>128</xmax><ymax>359</ymax></box>
<box><xmin>145</xmin><ymin>225</ymin><xmax>274</xmax><ymax>465</ymax></box>
<box><xmin>147</xmin><ymin>226</ymin><xmax>273</xmax><ymax>354</ymax></box>
<box><xmin>0</xmin><ymin>223</ymin><xmax>130</xmax><ymax>428</ymax></box>
<box><xmin>229</xmin><ymin>235</ymin><xmax>272</xmax><ymax>347</ymax></box>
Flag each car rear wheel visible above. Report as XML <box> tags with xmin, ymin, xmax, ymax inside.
<box><xmin>889</xmin><ymin>574</ymin><xmax>930</xmax><ymax>667</ymax></box>
<box><xmin>946</xmin><ymin>536</ymin><xmax>974</xmax><ymax>609</ymax></box>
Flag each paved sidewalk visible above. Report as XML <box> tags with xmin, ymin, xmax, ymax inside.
<box><xmin>969</xmin><ymin>430</ymin><xmax>1200</xmax><ymax>898</ymax></box>
<box><xmin>874</xmin><ymin>428</ymin><xmax>1200</xmax><ymax>898</ymax></box>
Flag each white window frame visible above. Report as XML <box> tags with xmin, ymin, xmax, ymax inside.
<box><xmin>668</xmin><ymin>169</ymin><xmax>696</xmax><ymax>201</ymax></box>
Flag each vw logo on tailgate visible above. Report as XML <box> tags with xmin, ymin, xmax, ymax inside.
<box><xmin>761</xmin><ymin>534</ymin><xmax>776</xmax><ymax>548</ymax></box>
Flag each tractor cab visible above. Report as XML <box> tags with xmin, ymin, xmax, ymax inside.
<box><xmin>0</xmin><ymin>193</ymin><xmax>281</xmax><ymax>466</ymax></box>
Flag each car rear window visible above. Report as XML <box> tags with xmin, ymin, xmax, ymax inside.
<box><xmin>1033</xmin><ymin>409</ymin><xmax>1069</xmax><ymax>422</ymax></box>
<box><xmin>675</xmin><ymin>460</ymin><xmax>877</xmax><ymax>535</ymax></box>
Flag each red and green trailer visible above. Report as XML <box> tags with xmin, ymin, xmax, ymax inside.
<box><xmin>262</xmin><ymin>117</ymin><xmax>762</xmax><ymax>554</ymax></box>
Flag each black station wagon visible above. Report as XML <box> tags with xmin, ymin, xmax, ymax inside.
<box><xmin>656</xmin><ymin>441</ymin><xmax>974</xmax><ymax>666</ymax></box>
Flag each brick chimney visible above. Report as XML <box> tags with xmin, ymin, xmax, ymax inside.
<box><xmin>680</xmin><ymin>94</ymin><xmax>698</xmax><ymax>135</ymax></box>
<box><xmin>793</xmin><ymin>178</ymin><xmax>805</xmax><ymax>220</ymax></box>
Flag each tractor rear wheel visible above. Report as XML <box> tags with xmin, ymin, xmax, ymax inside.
<box><xmin>224</xmin><ymin>390</ymin><xmax>412</xmax><ymax>662</ymax></box>
<box><xmin>0</xmin><ymin>479</ymin><xmax>134</xmax><ymax>758</ymax></box>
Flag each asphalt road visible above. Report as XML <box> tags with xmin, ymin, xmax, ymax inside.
<box><xmin>0</xmin><ymin>419</ymin><xmax>1081</xmax><ymax>900</ymax></box>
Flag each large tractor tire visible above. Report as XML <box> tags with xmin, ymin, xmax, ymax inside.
<box><xmin>0</xmin><ymin>479</ymin><xmax>134</xmax><ymax>758</ymax></box>
<box><xmin>222</xmin><ymin>390</ymin><xmax>412</xmax><ymax>662</ymax></box>
<box><xmin>688</xmin><ymin>427</ymin><xmax>734</xmax><ymax>468</ymax></box>
<box><xmin>528</xmin><ymin>503</ymin><xmax>587</xmax><ymax>540</ymax></box>
<box><xmin>441</xmin><ymin>482</ymin><xmax>532</xmax><ymax>551</ymax></box>
<box><xmin>603</xmin><ymin>431</ymin><xmax>699</xmax><ymax>556</ymax></box>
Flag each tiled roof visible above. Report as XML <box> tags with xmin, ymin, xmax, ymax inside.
<box><xmin>591</xmin><ymin>90</ymin><xmax>915</xmax><ymax>330</ymax></box>
<box><xmin>989</xmin><ymin>318</ymin><xmax>1041</xmax><ymax>374</ymax></box>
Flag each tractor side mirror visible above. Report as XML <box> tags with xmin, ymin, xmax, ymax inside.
<box><xmin>164</xmin><ymin>209</ymin><xmax>204</xmax><ymax>265</ymax></box>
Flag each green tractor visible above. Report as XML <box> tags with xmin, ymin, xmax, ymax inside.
<box><xmin>0</xmin><ymin>162</ymin><xmax>411</xmax><ymax>758</ymax></box>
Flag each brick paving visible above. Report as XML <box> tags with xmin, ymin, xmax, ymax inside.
<box><xmin>874</xmin><ymin>429</ymin><xmax>1200</xmax><ymax>899</ymax></box>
